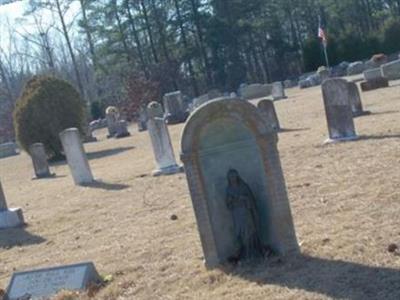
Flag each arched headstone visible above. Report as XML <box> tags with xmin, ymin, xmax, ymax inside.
<box><xmin>29</xmin><ymin>143</ymin><xmax>53</xmax><ymax>179</ymax></box>
<box><xmin>347</xmin><ymin>82</ymin><xmax>370</xmax><ymax>117</ymax></box>
<box><xmin>59</xmin><ymin>128</ymin><xmax>94</xmax><ymax>185</ymax></box>
<box><xmin>322</xmin><ymin>79</ymin><xmax>358</xmax><ymax>143</ymax></box>
<box><xmin>180</xmin><ymin>97</ymin><xmax>299</xmax><ymax>268</ymax></box>
<box><xmin>147</xmin><ymin>102</ymin><xmax>182</xmax><ymax>176</ymax></box>
<box><xmin>257</xmin><ymin>99</ymin><xmax>281</xmax><ymax>131</ymax></box>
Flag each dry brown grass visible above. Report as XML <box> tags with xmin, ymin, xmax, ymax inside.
<box><xmin>0</xmin><ymin>79</ymin><xmax>399</xmax><ymax>300</ymax></box>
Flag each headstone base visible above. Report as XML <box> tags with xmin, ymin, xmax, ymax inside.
<box><xmin>323</xmin><ymin>135</ymin><xmax>359</xmax><ymax>145</ymax></box>
<box><xmin>0</xmin><ymin>208</ymin><xmax>25</xmax><ymax>229</ymax></box>
<box><xmin>32</xmin><ymin>172</ymin><xmax>56</xmax><ymax>180</ymax></box>
<box><xmin>360</xmin><ymin>78</ymin><xmax>389</xmax><ymax>91</ymax></box>
<box><xmin>152</xmin><ymin>165</ymin><xmax>184</xmax><ymax>177</ymax></box>
<box><xmin>115</xmin><ymin>132</ymin><xmax>131</xmax><ymax>139</ymax></box>
<box><xmin>83</xmin><ymin>136</ymin><xmax>97</xmax><ymax>143</ymax></box>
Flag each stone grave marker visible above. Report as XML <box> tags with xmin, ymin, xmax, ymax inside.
<box><xmin>180</xmin><ymin>97</ymin><xmax>299</xmax><ymax>268</ymax></box>
<box><xmin>137</xmin><ymin>107</ymin><xmax>148</xmax><ymax>132</ymax></box>
<box><xmin>347</xmin><ymin>82</ymin><xmax>370</xmax><ymax>117</ymax></box>
<box><xmin>363</xmin><ymin>68</ymin><xmax>382</xmax><ymax>81</ymax></box>
<box><xmin>59</xmin><ymin>128</ymin><xmax>94</xmax><ymax>185</ymax></box>
<box><xmin>147</xmin><ymin>102</ymin><xmax>182</xmax><ymax>176</ymax></box>
<box><xmin>322</xmin><ymin>78</ymin><xmax>358</xmax><ymax>143</ymax></box>
<box><xmin>5</xmin><ymin>262</ymin><xmax>101</xmax><ymax>300</ymax></box>
<box><xmin>360</xmin><ymin>77</ymin><xmax>389</xmax><ymax>91</ymax></box>
<box><xmin>381</xmin><ymin>59</ymin><xmax>400</xmax><ymax>80</ymax></box>
<box><xmin>0</xmin><ymin>142</ymin><xmax>18</xmax><ymax>159</ymax></box>
<box><xmin>272</xmin><ymin>81</ymin><xmax>287</xmax><ymax>100</ymax></box>
<box><xmin>29</xmin><ymin>143</ymin><xmax>53</xmax><ymax>179</ymax></box>
<box><xmin>163</xmin><ymin>91</ymin><xmax>189</xmax><ymax>124</ymax></box>
<box><xmin>0</xmin><ymin>180</ymin><xmax>25</xmax><ymax>229</ymax></box>
<box><xmin>114</xmin><ymin>120</ymin><xmax>130</xmax><ymax>138</ymax></box>
<box><xmin>257</xmin><ymin>99</ymin><xmax>281</xmax><ymax>131</ymax></box>
<box><xmin>105</xmin><ymin>106</ymin><xmax>119</xmax><ymax>138</ymax></box>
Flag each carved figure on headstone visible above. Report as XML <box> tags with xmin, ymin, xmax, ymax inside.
<box><xmin>225</xmin><ymin>169</ymin><xmax>264</xmax><ymax>260</ymax></box>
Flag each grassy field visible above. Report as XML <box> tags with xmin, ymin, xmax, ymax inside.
<box><xmin>0</xmin><ymin>80</ymin><xmax>399</xmax><ymax>299</ymax></box>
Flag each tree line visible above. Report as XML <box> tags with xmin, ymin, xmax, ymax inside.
<box><xmin>1</xmin><ymin>0</ymin><xmax>400</xmax><ymax>140</ymax></box>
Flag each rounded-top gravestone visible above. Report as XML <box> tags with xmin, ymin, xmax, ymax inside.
<box><xmin>347</xmin><ymin>82</ymin><xmax>370</xmax><ymax>117</ymax></box>
<box><xmin>180</xmin><ymin>97</ymin><xmax>299</xmax><ymax>268</ymax></box>
<box><xmin>29</xmin><ymin>143</ymin><xmax>53</xmax><ymax>179</ymax></box>
<box><xmin>257</xmin><ymin>99</ymin><xmax>281</xmax><ymax>131</ymax></box>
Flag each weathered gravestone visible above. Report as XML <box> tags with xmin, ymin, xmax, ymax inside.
<box><xmin>180</xmin><ymin>97</ymin><xmax>299</xmax><ymax>268</ymax></box>
<box><xmin>317</xmin><ymin>66</ymin><xmax>330</xmax><ymax>82</ymax></box>
<box><xmin>163</xmin><ymin>91</ymin><xmax>189</xmax><ymax>124</ymax></box>
<box><xmin>381</xmin><ymin>59</ymin><xmax>400</xmax><ymax>80</ymax></box>
<box><xmin>322</xmin><ymin>79</ymin><xmax>358</xmax><ymax>143</ymax></box>
<box><xmin>363</xmin><ymin>68</ymin><xmax>382</xmax><ymax>81</ymax></box>
<box><xmin>192</xmin><ymin>90</ymin><xmax>223</xmax><ymax>111</ymax></box>
<box><xmin>83</xmin><ymin>125</ymin><xmax>97</xmax><ymax>143</ymax></box>
<box><xmin>29</xmin><ymin>143</ymin><xmax>53</xmax><ymax>179</ymax></box>
<box><xmin>272</xmin><ymin>82</ymin><xmax>287</xmax><ymax>100</ymax></box>
<box><xmin>0</xmin><ymin>142</ymin><xmax>18</xmax><ymax>159</ymax></box>
<box><xmin>0</xmin><ymin>180</ymin><xmax>25</xmax><ymax>229</ymax></box>
<box><xmin>347</xmin><ymin>61</ymin><xmax>365</xmax><ymax>75</ymax></box>
<box><xmin>360</xmin><ymin>77</ymin><xmax>389</xmax><ymax>91</ymax></box>
<box><xmin>347</xmin><ymin>82</ymin><xmax>370</xmax><ymax>117</ymax></box>
<box><xmin>105</xmin><ymin>106</ymin><xmax>119</xmax><ymax>138</ymax></box>
<box><xmin>114</xmin><ymin>120</ymin><xmax>130</xmax><ymax>138</ymax></box>
<box><xmin>239</xmin><ymin>83</ymin><xmax>272</xmax><ymax>100</ymax></box>
<box><xmin>147</xmin><ymin>102</ymin><xmax>182</xmax><ymax>176</ymax></box>
<box><xmin>257</xmin><ymin>99</ymin><xmax>281</xmax><ymax>131</ymax></box>
<box><xmin>137</xmin><ymin>107</ymin><xmax>148</xmax><ymax>132</ymax></box>
<box><xmin>5</xmin><ymin>262</ymin><xmax>101</xmax><ymax>300</ymax></box>
<box><xmin>59</xmin><ymin>128</ymin><xmax>94</xmax><ymax>185</ymax></box>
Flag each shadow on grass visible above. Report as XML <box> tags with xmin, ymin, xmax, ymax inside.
<box><xmin>358</xmin><ymin>134</ymin><xmax>400</xmax><ymax>141</ymax></box>
<box><xmin>279</xmin><ymin>127</ymin><xmax>310</xmax><ymax>133</ymax></box>
<box><xmin>221</xmin><ymin>254</ymin><xmax>400</xmax><ymax>299</ymax></box>
<box><xmin>367</xmin><ymin>110</ymin><xmax>399</xmax><ymax>116</ymax></box>
<box><xmin>82</xmin><ymin>180</ymin><xmax>130</xmax><ymax>191</ymax></box>
<box><xmin>0</xmin><ymin>227</ymin><xmax>46</xmax><ymax>249</ymax></box>
<box><xmin>86</xmin><ymin>146</ymin><xmax>135</xmax><ymax>161</ymax></box>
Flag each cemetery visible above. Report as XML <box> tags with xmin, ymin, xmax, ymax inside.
<box><xmin>0</xmin><ymin>77</ymin><xmax>399</xmax><ymax>299</ymax></box>
<box><xmin>0</xmin><ymin>1</ymin><xmax>400</xmax><ymax>299</ymax></box>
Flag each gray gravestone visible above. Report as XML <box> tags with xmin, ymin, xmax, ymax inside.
<box><xmin>239</xmin><ymin>83</ymin><xmax>272</xmax><ymax>100</ymax></box>
<box><xmin>137</xmin><ymin>107</ymin><xmax>148</xmax><ymax>132</ymax></box>
<box><xmin>105</xmin><ymin>106</ymin><xmax>119</xmax><ymax>138</ymax></box>
<box><xmin>257</xmin><ymin>99</ymin><xmax>281</xmax><ymax>131</ymax></box>
<box><xmin>381</xmin><ymin>59</ymin><xmax>400</xmax><ymax>80</ymax></box>
<box><xmin>0</xmin><ymin>142</ymin><xmax>18</xmax><ymax>159</ymax></box>
<box><xmin>322</xmin><ymin>78</ymin><xmax>358</xmax><ymax>143</ymax></box>
<box><xmin>29</xmin><ymin>143</ymin><xmax>53</xmax><ymax>179</ymax></box>
<box><xmin>6</xmin><ymin>262</ymin><xmax>101</xmax><ymax>300</ymax></box>
<box><xmin>180</xmin><ymin>97</ymin><xmax>298</xmax><ymax>268</ymax></box>
<box><xmin>147</xmin><ymin>102</ymin><xmax>182</xmax><ymax>176</ymax></box>
<box><xmin>163</xmin><ymin>91</ymin><xmax>188</xmax><ymax>124</ymax></box>
<box><xmin>114</xmin><ymin>120</ymin><xmax>130</xmax><ymax>138</ymax></box>
<box><xmin>363</xmin><ymin>68</ymin><xmax>382</xmax><ymax>81</ymax></box>
<box><xmin>0</xmin><ymin>180</ymin><xmax>24</xmax><ymax>229</ymax></box>
<box><xmin>272</xmin><ymin>82</ymin><xmax>287</xmax><ymax>100</ymax></box>
<box><xmin>59</xmin><ymin>128</ymin><xmax>94</xmax><ymax>185</ymax></box>
<box><xmin>347</xmin><ymin>82</ymin><xmax>370</xmax><ymax>117</ymax></box>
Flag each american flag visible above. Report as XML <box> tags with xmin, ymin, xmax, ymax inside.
<box><xmin>318</xmin><ymin>17</ymin><xmax>327</xmax><ymax>45</ymax></box>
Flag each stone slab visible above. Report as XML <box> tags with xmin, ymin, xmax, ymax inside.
<box><xmin>6</xmin><ymin>262</ymin><xmax>101</xmax><ymax>300</ymax></box>
<box><xmin>363</xmin><ymin>68</ymin><xmax>382</xmax><ymax>81</ymax></box>
<box><xmin>0</xmin><ymin>143</ymin><xmax>18</xmax><ymax>159</ymax></box>
<box><xmin>360</xmin><ymin>78</ymin><xmax>389</xmax><ymax>92</ymax></box>
<box><xmin>381</xmin><ymin>59</ymin><xmax>400</xmax><ymax>80</ymax></box>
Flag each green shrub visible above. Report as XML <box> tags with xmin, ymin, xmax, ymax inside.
<box><xmin>13</xmin><ymin>76</ymin><xmax>86</xmax><ymax>159</ymax></box>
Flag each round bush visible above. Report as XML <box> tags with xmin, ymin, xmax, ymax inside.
<box><xmin>14</xmin><ymin>76</ymin><xmax>86</xmax><ymax>159</ymax></box>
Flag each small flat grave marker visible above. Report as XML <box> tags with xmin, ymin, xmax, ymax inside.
<box><xmin>6</xmin><ymin>262</ymin><xmax>101</xmax><ymax>300</ymax></box>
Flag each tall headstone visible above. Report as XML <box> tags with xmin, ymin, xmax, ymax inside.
<box><xmin>257</xmin><ymin>99</ymin><xmax>281</xmax><ymax>131</ymax></box>
<box><xmin>272</xmin><ymin>82</ymin><xmax>287</xmax><ymax>100</ymax></box>
<box><xmin>180</xmin><ymin>97</ymin><xmax>299</xmax><ymax>268</ymax></box>
<box><xmin>147</xmin><ymin>102</ymin><xmax>182</xmax><ymax>176</ymax></box>
<box><xmin>322</xmin><ymin>78</ymin><xmax>358</xmax><ymax>143</ymax></box>
<box><xmin>105</xmin><ymin>106</ymin><xmax>119</xmax><ymax>138</ymax></box>
<box><xmin>59</xmin><ymin>128</ymin><xmax>94</xmax><ymax>185</ymax></box>
<box><xmin>0</xmin><ymin>181</ymin><xmax>25</xmax><ymax>229</ymax></box>
<box><xmin>29</xmin><ymin>143</ymin><xmax>53</xmax><ymax>179</ymax></box>
<box><xmin>347</xmin><ymin>82</ymin><xmax>370</xmax><ymax>117</ymax></box>
<box><xmin>163</xmin><ymin>91</ymin><xmax>188</xmax><ymax>124</ymax></box>
<box><xmin>137</xmin><ymin>106</ymin><xmax>148</xmax><ymax>132</ymax></box>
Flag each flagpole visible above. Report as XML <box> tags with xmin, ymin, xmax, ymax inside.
<box><xmin>323</xmin><ymin>41</ymin><xmax>330</xmax><ymax>69</ymax></box>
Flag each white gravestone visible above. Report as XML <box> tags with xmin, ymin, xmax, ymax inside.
<box><xmin>147</xmin><ymin>102</ymin><xmax>182</xmax><ymax>176</ymax></box>
<box><xmin>381</xmin><ymin>59</ymin><xmax>400</xmax><ymax>80</ymax></box>
<box><xmin>0</xmin><ymin>181</ymin><xmax>25</xmax><ymax>229</ymax></box>
<box><xmin>59</xmin><ymin>128</ymin><xmax>94</xmax><ymax>185</ymax></box>
<box><xmin>6</xmin><ymin>262</ymin><xmax>101</xmax><ymax>300</ymax></box>
<box><xmin>29</xmin><ymin>143</ymin><xmax>53</xmax><ymax>179</ymax></box>
<box><xmin>272</xmin><ymin>82</ymin><xmax>287</xmax><ymax>100</ymax></box>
